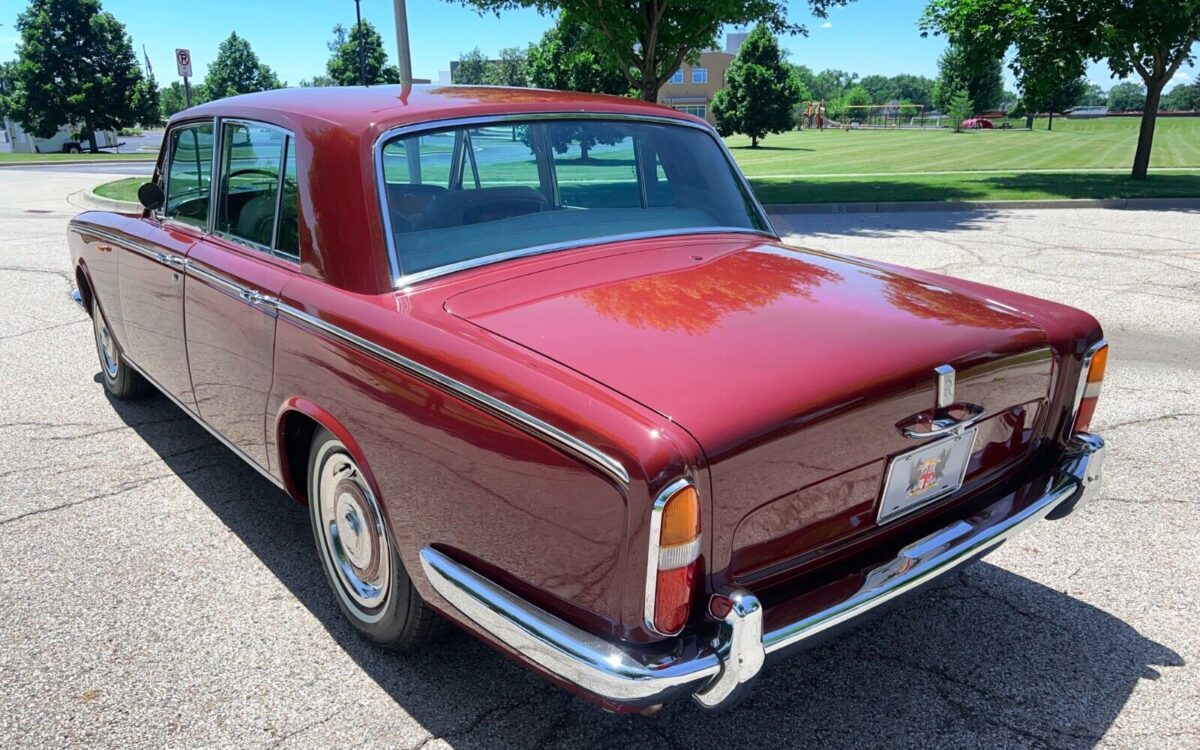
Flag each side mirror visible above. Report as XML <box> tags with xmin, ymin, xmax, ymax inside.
<box><xmin>137</xmin><ymin>181</ymin><xmax>164</xmax><ymax>211</ymax></box>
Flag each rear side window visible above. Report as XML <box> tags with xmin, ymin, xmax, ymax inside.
<box><xmin>164</xmin><ymin>122</ymin><xmax>214</xmax><ymax>227</ymax></box>
<box><xmin>217</xmin><ymin>121</ymin><xmax>284</xmax><ymax>249</ymax></box>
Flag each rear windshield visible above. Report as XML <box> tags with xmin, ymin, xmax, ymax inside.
<box><xmin>379</xmin><ymin>119</ymin><xmax>769</xmax><ymax>281</ymax></box>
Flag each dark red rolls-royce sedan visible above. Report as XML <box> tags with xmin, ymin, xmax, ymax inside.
<box><xmin>67</xmin><ymin>85</ymin><xmax>1107</xmax><ymax>713</ymax></box>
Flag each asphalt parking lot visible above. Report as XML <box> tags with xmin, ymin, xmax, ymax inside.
<box><xmin>1</xmin><ymin>168</ymin><xmax>1197</xmax><ymax>749</ymax></box>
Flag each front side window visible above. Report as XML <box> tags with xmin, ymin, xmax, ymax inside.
<box><xmin>164</xmin><ymin>122</ymin><xmax>214</xmax><ymax>227</ymax></box>
<box><xmin>380</xmin><ymin>118</ymin><xmax>768</xmax><ymax>280</ymax></box>
<box><xmin>692</xmin><ymin>68</ymin><xmax>708</xmax><ymax>84</ymax></box>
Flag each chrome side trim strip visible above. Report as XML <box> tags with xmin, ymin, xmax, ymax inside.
<box><xmin>420</xmin><ymin>546</ymin><xmax>721</xmax><ymax>707</ymax></box>
<box><xmin>123</xmin><ymin>356</ymin><xmax>285</xmax><ymax>491</ymax></box>
<box><xmin>69</xmin><ymin>222</ymin><xmax>169</xmax><ymax>268</ymax></box>
<box><xmin>373</xmin><ymin>111</ymin><xmax>777</xmax><ymax>289</ymax></box>
<box><xmin>275</xmin><ymin>303</ymin><xmax>630</xmax><ymax>488</ymax></box>
<box><xmin>643</xmin><ymin>478</ymin><xmax>693</xmax><ymax>636</ymax></box>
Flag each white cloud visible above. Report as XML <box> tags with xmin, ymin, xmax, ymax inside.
<box><xmin>820</xmin><ymin>21</ymin><xmax>833</xmax><ymax>29</ymax></box>
<box><xmin>1170</xmin><ymin>70</ymin><xmax>1193</xmax><ymax>85</ymax></box>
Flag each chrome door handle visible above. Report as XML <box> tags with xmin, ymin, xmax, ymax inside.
<box><xmin>900</xmin><ymin>403</ymin><xmax>985</xmax><ymax>440</ymax></box>
<box><xmin>239</xmin><ymin>290</ymin><xmax>279</xmax><ymax>310</ymax></box>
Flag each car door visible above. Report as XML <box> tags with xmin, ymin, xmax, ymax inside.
<box><xmin>118</xmin><ymin>119</ymin><xmax>215</xmax><ymax>410</ymax></box>
<box><xmin>184</xmin><ymin>119</ymin><xmax>299</xmax><ymax>470</ymax></box>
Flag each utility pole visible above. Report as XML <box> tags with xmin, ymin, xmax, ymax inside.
<box><xmin>393</xmin><ymin>0</ymin><xmax>412</xmax><ymax>87</ymax></box>
<box><xmin>354</xmin><ymin>0</ymin><xmax>366</xmax><ymax>86</ymax></box>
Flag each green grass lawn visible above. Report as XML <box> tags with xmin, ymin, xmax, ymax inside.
<box><xmin>727</xmin><ymin>116</ymin><xmax>1200</xmax><ymax>203</ymax></box>
<box><xmin>93</xmin><ymin>177</ymin><xmax>142</xmax><ymax>203</ymax></box>
<box><xmin>0</xmin><ymin>151</ymin><xmax>152</xmax><ymax>163</ymax></box>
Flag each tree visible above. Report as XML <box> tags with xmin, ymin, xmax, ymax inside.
<box><xmin>204</xmin><ymin>32</ymin><xmax>283</xmax><ymax>100</ymax></box>
<box><xmin>527</xmin><ymin>11</ymin><xmax>630</xmax><ymax>95</ymax></box>
<box><xmin>486</xmin><ymin>46</ymin><xmax>528</xmax><ymax>86</ymax></box>
<box><xmin>1161</xmin><ymin>76</ymin><xmax>1200</xmax><ymax>111</ymax></box>
<box><xmin>454</xmin><ymin>48</ymin><xmax>491</xmax><ymax>84</ymax></box>
<box><xmin>946</xmin><ymin>86</ymin><xmax>973</xmax><ymax>131</ymax></box>
<box><xmin>711</xmin><ymin>24</ymin><xmax>801</xmax><ymax>147</ymax></box>
<box><xmin>858</xmin><ymin>74</ymin><xmax>895</xmax><ymax>103</ymax></box>
<box><xmin>843</xmin><ymin>84</ymin><xmax>871</xmax><ymax>107</ymax></box>
<box><xmin>159</xmin><ymin>80</ymin><xmax>210</xmax><ymax>120</ymax></box>
<box><xmin>891</xmin><ymin>73</ymin><xmax>937</xmax><ymax>107</ymax></box>
<box><xmin>326</xmin><ymin>21</ymin><xmax>400</xmax><ymax>86</ymax></box>
<box><xmin>452</xmin><ymin>0</ymin><xmax>851</xmax><ymax>102</ymax></box>
<box><xmin>932</xmin><ymin>43</ymin><xmax>1003</xmax><ymax>112</ymax></box>
<box><xmin>1077</xmin><ymin>82</ymin><xmax>1107</xmax><ymax>107</ymax></box>
<box><xmin>810</xmin><ymin>68</ymin><xmax>858</xmax><ymax>101</ymax></box>
<box><xmin>0</xmin><ymin>60</ymin><xmax>18</xmax><ymax>119</ymax></box>
<box><xmin>299</xmin><ymin>75</ymin><xmax>338</xmax><ymax>88</ymax></box>
<box><xmin>922</xmin><ymin>0</ymin><xmax>1200</xmax><ymax>179</ymax></box>
<box><xmin>6</xmin><ymin>0</ymin><xmax>160</xmax><ymax>151</ymax></box>
<box><xmin>1107</xmin><ymin>81</ymin><xmax>1146</xmax><ymax>111</ymax></box>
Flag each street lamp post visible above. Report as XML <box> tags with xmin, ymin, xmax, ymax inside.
<box><xmin>354</xmin><ymin>0</ymin><xmax>366</xmax><ymax>86</ymax></box>
<box><xmin>393</xmin><ymin>0</ymin><xmax>412</xmax><ymax>87</ymax></box>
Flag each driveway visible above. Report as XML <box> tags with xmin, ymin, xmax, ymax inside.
<box><xmin>1</xmin><ymin>168</ymin><xmax>1196</xmax><ymax>749</ymax></box>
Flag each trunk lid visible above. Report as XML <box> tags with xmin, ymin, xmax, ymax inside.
<box><xmin>445</xmin><ymin>235</ymin><xmax>1054</xmax><ymax>581</ymax></box>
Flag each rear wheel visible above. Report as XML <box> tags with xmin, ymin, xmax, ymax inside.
<box><xmin>307</xmin><ymin>429</ymin><xmax>443</xmax><ymax>650</ymax></box>
<box><xmin>92</xmin><ymin>303</ymin><xmax>150</xmax><ymax>399</ymax></box>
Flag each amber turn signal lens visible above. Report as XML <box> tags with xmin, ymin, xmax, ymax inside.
<box><xmin>1074</xmin><ymin>343</ymin><xmax>1108</xmax><ymax>433</ymax></box>
<box><xmin>659</xmin><ymin>486</ymin><xmax>700</xmax><ymax>547</ymax></box>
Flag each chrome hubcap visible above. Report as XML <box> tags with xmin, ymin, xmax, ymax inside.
<box><xmin>317</xmin><ymin>448</ymin><xmax>390</xmax><ymax>613</ymax></box>
<box><xmin>94</xmin><ymin>313</ymin><xmax>119</xmax><ymax>379</ymax></box>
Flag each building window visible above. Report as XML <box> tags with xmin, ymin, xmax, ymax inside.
<box><xmin>668</xmin><ymin>70</ymin><xmax>684</xmax><ymax>85</ymax></box>
<box><xmin>672</xmin><ymin>104</ymin><xmax>706</xmax><ymax>119</ymax></box>
<box><xmin>692</xmin><ymin>68</ymin><xmax>708</xmax><ymax>84</ymax></box>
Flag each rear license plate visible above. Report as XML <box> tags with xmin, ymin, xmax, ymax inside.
<box><xmin>878</xmin><ymin>428</ymin><xmax>977</xmax><ymax>524</ymax></box>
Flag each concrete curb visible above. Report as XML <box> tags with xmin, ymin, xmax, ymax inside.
<box><xmin>764</xmin><ymin>197</ymin><xmax>1200</xmax><ymax>214</ymax></box>
<box><xmin>76</xmin><ymin>187</ymin><xmax>140</xmax><ymax>213</ymax></box>
<box><xmin>0</xmin><ymin>158</ymin><xmax>156</xmax><ymax>169</ymax></box>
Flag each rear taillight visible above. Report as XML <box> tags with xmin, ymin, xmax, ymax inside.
<box><xmin>646</xmin><ymin>481</ymin><xmax>701</xmax><ymax>636</ymax></box>
<box><xmin>1072</xmin><ymin>341</ymin><xmax>1108</xmax><ymax>433</ymax></box>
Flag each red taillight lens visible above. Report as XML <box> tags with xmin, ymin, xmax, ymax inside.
<box><xmin>649</xmin><ymin>484</ymin><xmax>701</xmax><ymax>636</ymax></box>
<box><xmin>1073</xmin><ymin>343</ymin><xmax>1108</xmax><ymax>433</ymax></box>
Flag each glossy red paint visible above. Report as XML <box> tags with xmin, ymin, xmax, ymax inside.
<box><xmin>68</xmin><ymin>86</ymin><xmax>1105</xmax><ymax>712</ymax></box>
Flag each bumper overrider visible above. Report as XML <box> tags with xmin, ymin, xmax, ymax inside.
<box><xmin>420</xmin><ymin>433</ymin><xmax>1106</xmax><ymax>712</ymax></box>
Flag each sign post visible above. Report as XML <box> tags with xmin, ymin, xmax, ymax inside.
<box><xmin>175</xmin><ymin>48</ymin><xmax>193</xmax><ymax>108</ymax></box>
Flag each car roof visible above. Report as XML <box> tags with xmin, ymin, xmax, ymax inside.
<box><xmin>177</xmin><ymin>84</ymin><xmax>704</xmax><ymax>138</ymax></box>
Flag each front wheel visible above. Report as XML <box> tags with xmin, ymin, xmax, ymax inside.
<box><xmin>307</xmin><ymin>429</ymin><xmax>443</xmax><ymax>650</ymax></box>
<box><xmin>92</xmin><ymin>304</ymin><xmax>150</xmax><ymax>399</ymax></box>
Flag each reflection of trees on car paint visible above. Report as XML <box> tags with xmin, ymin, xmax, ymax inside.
<box><xmin>877</xmin><ymin>272</ymin><xmax>1031</xmax><ymax>330</ymax></box>
<box><xmin>580</xmin><ymin>250</ymin><xmax>842</xmax><ymax>335</ymax></box>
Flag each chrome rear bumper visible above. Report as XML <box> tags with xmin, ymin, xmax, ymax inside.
<box><xmin>420</xmin><ymin>433</ymin><xmax>1105</xmax><ymax>711</ymax></box>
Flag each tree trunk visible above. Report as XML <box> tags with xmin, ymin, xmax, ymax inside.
<box><xmin>85</xmin><ymin>122</ymin><xmax>99</xmax><ymax>153</ymax></box>
<box><xmin>1025</xmin><ymin>114</ymin><xmax>1034</xmax><ymax>130</ymax></box>
<box><xmin>1047</xmin><ymin>110</ymin><xmax>1054</xmax><ymax>131</ymax></box>
<box><xmin>751</xmin><ymin>135</ymin><xmax>758</xmax><ymax>148</ymax></box>
<box><xmin>1131</xmin><ymin>82</ymin><xmax>1164</xmax><ymax>180</ymax></box>
<box><xmin>639</xmin><ymin>77</ymin><xmax>658</xmax><ymax>102</ymax></box>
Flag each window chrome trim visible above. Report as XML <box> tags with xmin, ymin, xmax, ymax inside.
<box><xmin>161</xmin><ymin>117</ymin><xmax>217</xmax><ymax>232</ymax></box>
<box><xmin>643</xmin><ymin>478</ymin><xmax>695</xmax><ymax>636</ymax></box>
<box><xmin>373</xmin><ymin>112</ymin><xmax>777</xmax><ymax>289</ymax></box>
<box><xmin>213</xmin><ymin>117</ymin><xmax>298</xmax><ymax>262</ymax></box>
<box><xmin>274</xmin><ymin>301</ymin><xmax>630</xmax><ymax>488</ymax></box>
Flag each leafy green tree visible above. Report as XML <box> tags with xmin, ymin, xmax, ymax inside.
<box><xmin>299</xmin><ymin>75</ymin><xmax>337</xmax><ymax>88</ymax></box>
<box><xmin>6</xmin><ymin>0</ymin><xmax>159</xmax><ymax>151</ymax></box>
<box><xmin>1161</xmin><ymin>76</ymin><xmax>1200</xmax><ymax>110</ymax></box>
<box><xmin>1107</xmin><ymin>81</ymin><xmax>1146</xmax><ymax>111</ymax></box>
<box><xmin>159</xmin><ymin>80</ymin><xmax>210</xmax><ymax>120</ymax></box>
<box><xmin>810</xmin><ymin>68</ymin><xmax>858</xmax><ymax>101</ymax></box>
<box><xmin>858</xmin><ymin>74</ymin><xmax>894</xmax><ymax>103</ymax></box>
<box><xmin>946</xmin><ymin>86</ymin><xmax>974</xmax><ymax>131</ymax></box>
<box><xmin>527</xmin><ymin>11</ymin><xmax>630</xmax><ymax>95</ymax></box>
<box><xmin>454</xmin><ymin>48</ymin><xmax>491</xmax><ymax>84</ymax></box>
<box><xmin>204</xmin><ymin>32</ymin><xmax>283</xmax><ymax>100</ymax></box>
<box><xmin>0</xmin><ymin>60</ymin><xmax>18</xmax><ymax>119</ymax></box>
<box><xmin>922</xmin><ymin>0</ymin><xmax>1200</xmax><ymax>179</ymax></box>
<box><xmin>843</xmin><ymin>84</ymin><xmax>871</xmax><ymax>107</ymax></box>
<box><xmin>326</xmin><ymin>21</ymin><xmax>400</xmax><ymax>86</ymax></box>
<box><xmin>452</xmin><ymin>0</ymin><xmax>851</xmax><ymax>102</ymax></box>
<box><xmin>932</xmin><ymin>43</ymin><xmax>1003</xmax><ymax>112</ymax></box>
<box><xmin>486</xmin><ymin>46</ymin><xmax>528</xmax><ymax>86</ymax></box>
<box><xmin>1077</xmin><ymin>82</ymin><xmax>1107</xmax><ymax>107</ymax></box>
<box><xmin>790</xmin><ymin>63</ymin><xmax>818</xmax><ymax>99</ymax></box>
<box><xmin>891</xmin><ymin>73</ymin><xmax>937</xmax><ymax>107</ymax></box>
<box><xmin>711</xmin><ymin>24</ymin><xmax>801</xmax><ymax>147</ymax></box>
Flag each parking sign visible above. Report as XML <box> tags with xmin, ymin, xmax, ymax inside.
<box><xmin>175</xmin><ymin>48</ymin><xmax>192</xmax><ymax>78</ymax></box>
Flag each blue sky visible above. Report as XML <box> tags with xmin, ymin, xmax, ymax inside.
<box><xmin>1</xmin><ymin>0</ymin><xmax>1194</xmax><ymax>91</ymax></box>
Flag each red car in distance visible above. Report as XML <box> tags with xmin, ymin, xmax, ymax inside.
<box><xmin>68</xmin><ymin>85</ymin><xmax>1107</xmax><ymax>713</ymax></box>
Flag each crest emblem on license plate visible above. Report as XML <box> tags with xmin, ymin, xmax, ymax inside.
<box><xmin>907</xmin><ymin>451</ymin><xmax>948</xmax><ymax>497</ymax></box>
